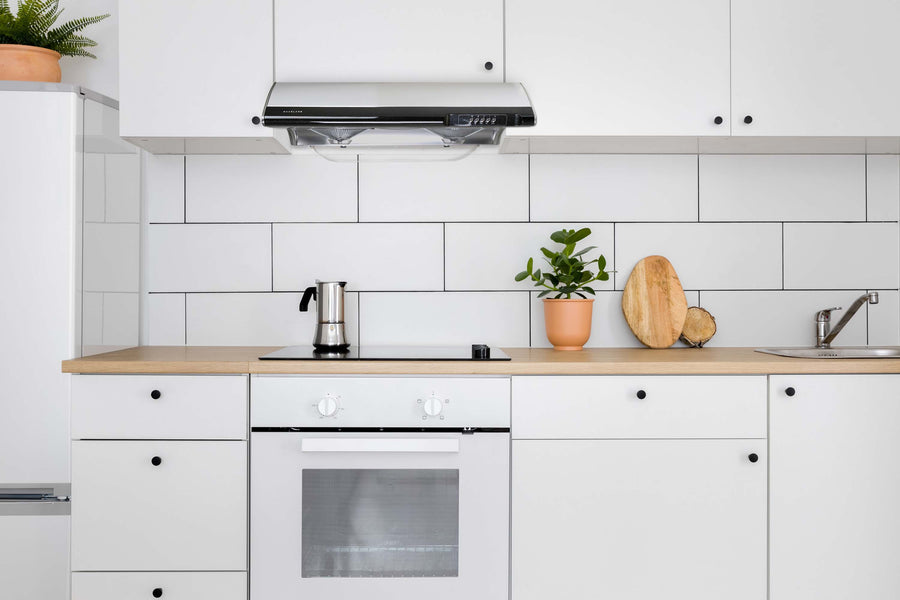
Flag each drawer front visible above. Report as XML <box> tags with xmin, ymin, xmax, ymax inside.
<box><xmin>512</xmin><ymin>376</ymin><xmax>766</xmax><ymax>439</ymax></box>
<box><xmin>72</xmin><ymin>375</ymin><xmax>247</xmax><ymax>439</ymax></box>
<box><xmin>72</xmin><ymin>572</ymin><xmax>247</xmax><ymax>600</ymax></box>
<box><xmin>71</xmin><ymin>441</ymin><xmax>247</xmax><ymax>571</ymax></box>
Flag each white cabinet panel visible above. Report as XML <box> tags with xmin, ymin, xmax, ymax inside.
<box><xmin>732</xmin><ymin>0</ymin><xmax>900</xmax><ymax>136</ymax></box>
<box><xmin>512</xmin><ymin>439</ymin><xmax>766</xmax><ymax>600</ymax></box>
<box><xmin>71</xmin><ymin>375</ymin><xmax>248</xmax><ymax>440</ymax></box>
<box><xmin>0</xmin><ymin>514</ymin><xmax>69</xmax><ymax>600</ymax></box>
<box><xmin>71</xmin><ymin>441</ymin><xmax>247</xmax><ymax>571</ymax></box>
<box><xmin>275</xmin><ymin>0</ymin><xmax>502</xmax><ymax>82</ymax></box>
<box><xmin>72</xmin><ymin>572</ymin><xmax>246</xmax><ymax>600</ymax></box>
<box><xmin>512</xmin><ymin>376</ymin><xmax>766</xmax><ymax>439</ymax></box>
<box><xmin>506</xmin><ymin>0</ymin><xmax>730</xmax><ymax>136</ymax></box>
<box><xmin>770</xmin><ymin>375</ymin><xmax>900</xmax><ymax>600</ymax></box>
<box><xmin>120</xmin><ymin>0</ymin><xmax>285</xmax><ymax>153</ymax></box>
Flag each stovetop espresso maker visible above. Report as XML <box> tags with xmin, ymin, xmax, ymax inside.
<box><xmin>299</xmin><ymin>280</ymin><xmax>348</xmax><ymax>350</ymax></box>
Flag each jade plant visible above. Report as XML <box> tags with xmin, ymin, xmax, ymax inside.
<box><xmin>0</xmin><ymin>0</ymin><xmax>109</xmax><ymax>58</ymax></box>
<box><xmin>515</xmin><ymin>227</ymin><xmax>611</xmax><ymax>299</ymax></box>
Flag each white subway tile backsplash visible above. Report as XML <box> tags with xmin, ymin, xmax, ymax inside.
<box><xmin>101</xmin><ymin>293</ymin><xmax>140</xmax><ymax>346</ymax></box>
<box><xmin>147</xmin><ymin>293</ymin><xmax>186</xmax><ymax>345</ymax></box>
<box><xmin>359</xmin><ymin>155</ymin><xmax>528</xmax><ymax>222</ymax></box>
<box><xmin>83</xmin><ymin>223</ymin><xmax>141</xmax><ymax>293</ymax></box>
<box><xmin>148</xmin><ymin>224</ymin><xmax>272</xmax><ymax>292</ymax></box>
<box><xmin>530</xmin><ymin>290</ymin><xmax>700</xmax><ymax>348</ymax></box>
<box><xmin>867</xmin><ymin>155</ymin><xmax>900</xmax><ymax>221</ymax></box>
<box><xmin>82</xmin><ymin>292</ymin><xmax>103</xmax><ymax>347</ymax></box>
<box><xmin>868</xmin><ymin>290</ymin><xmax>900</xmax><ymax>346</ymax></box>
<box><xmin>700</xmin><ymin>290</ymin><xmax>871</xmax><ymax>347</ymax></box>
<box><xmin>273</xmin><ymin>223</ymin><xmax>443</xmax><ymax>291</ymax></box>
<box><xmin>445</xmin><ymin>223</ymin><xmax>614</xmax><ymax>291</ymax></box>
<box><xmin>530</xmin><ymin>155</ymin><xmax>698</xmax><ymax>222</ymax></box>
<box><xmin>145</xmin><ymin>154</ymin><xmax>184</xmax><ymax>223</ymax></box>
<box><xmin>784</xmin><ymin>223</ymin><xmax>899</xmax><ymax>289</ymax></box>
<box><xmin>186</xmin><ymin>292</ymin><xmax>359</xmax><ymax>346</ymax></box>
<box><xmin>105</xmin><ymin>154</ymin><xmax>141</xmax><ymax>223</ymax></box>
<box><xmin>615</xmin><ymin>223</ymin><xmax>782</xmax><ymax>290</ymax></box>
<box><xmin>186</xmin><ymin>155</ymin><xmax>356</xmax><ymax>223</ymax></box>
<box><xmin>700</xmin><ymin>155</ymin><xmax>865</xmax><ymax>222</ymax></box>
<box><xmin>359</xmin><ymin>292</ymin><xmax>529</xmax><ymax>346</ymax></box>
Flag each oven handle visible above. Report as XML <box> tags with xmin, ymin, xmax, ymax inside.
<box><xmin>300</xmin><ymin>438</ymin><xmax>459</xmax><ymax>453</ymax></box>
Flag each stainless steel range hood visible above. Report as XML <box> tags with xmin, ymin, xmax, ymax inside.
<box><xmin>262</xmin><ymin>82</ymin><xmax>535</xmax><ymax>147</ymax></box>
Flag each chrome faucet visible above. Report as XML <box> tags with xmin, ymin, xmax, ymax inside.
<box><xmin>815</xmin><ymin>292</ymin><xmax>879</xmax><ymax>348</ymax></box>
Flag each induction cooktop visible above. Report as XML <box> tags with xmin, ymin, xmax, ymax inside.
<box><xmin>258</xmin><ymin>345</ymin><xmax>510</xmax><ymax>361</ymax></box>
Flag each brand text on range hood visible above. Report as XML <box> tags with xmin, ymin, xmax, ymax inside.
<box><xmin>261</xmin><ymin>82</ymin><xmax>535</xmax><ymax>146</ymax></box>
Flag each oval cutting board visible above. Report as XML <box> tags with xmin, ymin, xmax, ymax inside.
<box><xmin>622</xmin><ymin>255</ymin><xmax>688</xmax><ymax>348</ymax></box>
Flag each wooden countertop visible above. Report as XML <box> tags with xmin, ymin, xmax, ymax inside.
<box><xmin>61</xmin><ymin>346</ymin><xmax>900</xmax><ymax>375</ymax></box>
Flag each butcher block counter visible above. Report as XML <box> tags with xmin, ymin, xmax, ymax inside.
<box><xmin>61</xmin><ymin>346</ymin><xmax>900</xmax><ymax>375</ymax></box>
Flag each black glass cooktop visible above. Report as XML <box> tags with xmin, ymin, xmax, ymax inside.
<box><xmin>259</xmin><ymin>345</ymin><xmax>510</xmax><ymax>361</ymax></box>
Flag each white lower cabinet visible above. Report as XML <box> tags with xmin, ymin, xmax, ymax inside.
<box><xmin>770</xmin><ymin>374</ymin><xmax>900</xmax><ymax>600</ymax></box>
<box><xmin>72</xmin><ymin>572</ymin><xmax>247</xmax><ymax>600</ymax></box>
<box><xmin>71</xmin><ymin>440</ymin><xmax>247</xmax><ymax>571</ymax></box>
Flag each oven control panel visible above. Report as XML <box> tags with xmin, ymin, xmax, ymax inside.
<box><xmin>252</xmin><ymin>376</ymin><xmax>510</xmax><ymax>429</ymax></box>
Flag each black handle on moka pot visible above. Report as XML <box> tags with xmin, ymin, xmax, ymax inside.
<box><xmin>299</xmin><ymin>286</ymin><xmax>317</xmax><ymax>312</ymax></box>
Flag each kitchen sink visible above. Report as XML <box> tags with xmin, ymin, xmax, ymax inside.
<box><xmin>756</xmin><ymin>347</ymin><xmax>900</xmax><ymax>359</ymax></box>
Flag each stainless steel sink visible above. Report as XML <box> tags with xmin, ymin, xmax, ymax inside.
<box><xmin>756</xmin><ymin>347</ymin><xmax>900</xmax><ymax>359</ymax></box>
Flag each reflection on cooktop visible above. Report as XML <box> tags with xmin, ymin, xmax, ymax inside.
<box><xmin>258</xmin><ymin>345</ymin><xmax>511</xmax><ymax>361</ymax></box>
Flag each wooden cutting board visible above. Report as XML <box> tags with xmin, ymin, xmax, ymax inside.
<box><xmin>622</xmin><ymin>255</ymin><xmax>688</xmax><ymax>348</ymax></box>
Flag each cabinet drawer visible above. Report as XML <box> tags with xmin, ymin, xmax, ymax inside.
<box><xmin>512</xmin><ymin>376</ymin><xmax>766</xmax><ymax>439</ymax></box>
<box><xmin>71</xmin><ymin>441</ymin><xmax>247</xmax><ymax>571</ymax></box>
<box><xmin>72</xmin><ymin>572</ymin><xmax>246</xmax><ymax>600</ymax></box>
<box><xmin>72</xmin><ymin>375</ymin><xmax>247</xmax><ymax>439</ymax></box>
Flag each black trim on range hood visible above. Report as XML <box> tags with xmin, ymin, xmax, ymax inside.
<box><xmin>263</xmin><ymin>106</ymin><xmax>536</xmax><ymax>128</ymax></box>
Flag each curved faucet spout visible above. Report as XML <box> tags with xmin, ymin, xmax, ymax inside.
<box><xmin>817</xmin><ymin>292</ymin><xmax>879</xmax><ymax>348</ymax></box>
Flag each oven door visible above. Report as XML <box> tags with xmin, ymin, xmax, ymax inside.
<box><xmin>251</xmin><ymin>431</ymin><xmax>509</xmax><ymax>600</ymax></box>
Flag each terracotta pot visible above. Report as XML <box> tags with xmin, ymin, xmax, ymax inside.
<box><xmin>543</xmin><ymin>298</ymin><xmax>594</xmax><ymax>351</ymax></box>
<box><xmin>0</xmin><ymin>44</ymin><xmax>62</xmax><ymax>83</ymax></box>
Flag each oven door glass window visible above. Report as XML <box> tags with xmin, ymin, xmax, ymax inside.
<box><xmin>302</xmin><ymin>469</ymin><xmax>460</xmax><ymax>578</ymax></box>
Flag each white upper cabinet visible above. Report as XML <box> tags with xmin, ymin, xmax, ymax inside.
<box><xmin>732</xmin><ymin>0</ymin><xmax>900</xmax><ymax>136</ymax></box>
<box><xmin>505</xmin><ymin>0</ymin><xmax>731</xmax><ymax>137</ymax></box>
<box><xmin>119</xmin><ymin>0</ymin><xmax>287</xmax><ymax>154</ymax></box>
<box><xmin>274</xmin><ymin>0</ymin><xmax>503</xmax><ymax>82</ymax></box>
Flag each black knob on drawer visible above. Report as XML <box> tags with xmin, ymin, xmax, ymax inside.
<box><xmin>748</xmin><ymin>453</ymin><xmax>759</xmax><ymax>463</ymax></box>
<box><xmin>785</xmin><ymin>387</ymin><xmax>796</xmax><ymax>397</ymax></box>
<box><xmin>743</xmin><ymin>115</ymin><xmax>753</xmax><ymax>124</ymax></box>
<box><xmin>151</xmin><ymin>456</ymin><xmax>162</xmax><ymax>466</ymax></box>
<box><xmin>484</xmin><ymin>61</ymin><xmax>494</xmax><ymax>71</ymax></box>
<box><xmin>251</xmin><ymin>115</ymin><xmax>261</xmax><ymax>125</ymax></box>
<box><xmin>150</xmin><ymin>390</ymin><xmax>161</xmax><ymax>400</ymax></box>
<box><xmin>636</xmin><ymin>390</ymin><xmax>647</xmax><ymax>400</ymax></box>
<box><xmin>152</xmin><ymin>589</ymin><xmax>163</xmax><ymax>598</ymax></box>
<box><xmin>713</xmin><ymin>115</ymin><xmax>723</xmax><ymax>125</ymax></box>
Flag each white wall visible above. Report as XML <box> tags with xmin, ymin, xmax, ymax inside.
<box><xmin>143</xmin><ymin>152</ymin><xmax>900</xmax><ymax>348</ymax></box>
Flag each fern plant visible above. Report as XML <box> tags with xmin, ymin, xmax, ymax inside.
<box><xmin>0</xmin><ymin>0</ymin><xmax>108</xmax><ymax>58</ymax></box>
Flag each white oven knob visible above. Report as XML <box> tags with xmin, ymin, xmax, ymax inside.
<box><xmin>422</xmin><ymin>396</ymin><xmax>444</xmax><ymax>417</ymax></box>
<box><xmin>316</xmin><ymin>396</ymin><xmax>339</xmax><ymax>418</ymax></box>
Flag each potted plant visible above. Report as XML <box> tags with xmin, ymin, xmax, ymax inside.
<box><xmin>0</xmin><ymin>0</ymin><xmax>108</xmax><ymax>82</ymax></box>
<box><xmin>516</xmin><ymin>227</ymin><xmax>611</xmax><ymax>351</ymax></box>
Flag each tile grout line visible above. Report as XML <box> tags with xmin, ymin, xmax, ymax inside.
<box><xmin>182</xmin><ymin>156</ymin><xmax>187</xmax><ymax>224</ymax></box>
<box><xmin>183</xmin><ymin>293</ymin><xmax>187</xmax><ymax>345</ymax></box>
<box><xmin>270</xmin><ymin>223</ymin><xmax>274</xmax><ymax>292</ymax></box>
<box><xmin>781</xmin><ymin>222</ymin><xmax>785</xmax><ymax>290</ymax></box>
<box><xmin>865</xmin><ymin>154</ymin><xmax>868</xmax><ymax>222</ymax></box>
<box><xmin>442</xmin><ymin>223</ymin><xmax>447</xmax><ymax>291</ymax></box>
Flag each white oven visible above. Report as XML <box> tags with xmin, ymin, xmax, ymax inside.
<box><xmin>250</xmin><ymin>376</ymin><xmax>510</xmax><ymax>600</ymax></box>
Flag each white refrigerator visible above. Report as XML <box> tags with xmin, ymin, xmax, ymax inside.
<box><xmin>0</xmin><ymin>82</ymin><xmax>140</xmax><ymax>599</ymax></box>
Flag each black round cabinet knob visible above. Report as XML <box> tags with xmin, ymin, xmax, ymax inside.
<box><xmin>152</xmin><ymin>589</ymin><xmax>163</xmax><ymax>598</ymax></box>
<box><xmin>484</xmin><ymin>61</ymin><xmax>494</xmax><ymax>71</ymax></box>
<box><xmin>636</xmin><ymin>390</ymin><xmax>647</xmax><ymax>400</ymax></box>
<box><xmin>713</xmin><ymin>115</ymin><xmax>723</xmax><ymax>125</ymax></box>
<box><xmin>251</xmin><ymin>116</ymin><xmax>261</xmax><ymax>125</ymax></box>
<box><xmin>785</xmin><ymin>387</ymin><xmax>796</xmax><ymax>397</ymax></box>
<box><xmin>150</xmin><ymin>390</ymin><xmax>161</xmax><ymax>400</ymax></box>
<box><xmin>743</xmin><ymin>115</ymin><xmax>753</xmax><ymax>124</ymax></box>
<box><xmin>151</xmin><ymin>456</ymin><xmax>162</xmax><ymax>467</ymax></box>
<box><xmin>748</xmin><ymin>453</ymin><xmax>759</xmax><ymax>463</ymax></box>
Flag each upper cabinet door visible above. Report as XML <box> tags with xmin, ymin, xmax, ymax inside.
<box><xmin>275</xmin><ymin>0</ymin><xmax>502</xmax><ymax>82</ymax></box>
<box><xmin>120</xmin><ymin>0</ymin><xmax>281</xmax><ymax>150</ymax></box>
<box><xmin>733</xmin><ymin>0</ymin><xmax>900</xmax><ymax>136</ymax></box>
<box><xmin>505</xmin><ymin>0</ymin><xmax>730</xmax><ymax>137</ymax></box>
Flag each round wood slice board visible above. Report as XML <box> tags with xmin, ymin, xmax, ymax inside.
<box><xmin>622</xmin><ymin>255</ymin><xmax>688</xmax><ymax>348</ymax></box>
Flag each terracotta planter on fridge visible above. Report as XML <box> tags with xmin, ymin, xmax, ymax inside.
<box><xmin>0</xmin><ymin>44</ymin><xmax>62</xmax><ymax>82</ymax></box>
<box><xmin>543</xmin><ymin>298</ymin><xmax>594</xmax><ymax>351</ymax></box>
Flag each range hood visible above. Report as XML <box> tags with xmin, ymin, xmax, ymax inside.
<box><xmin>262</xmin><ymin>82</ymin><xmax>535</xmax><ymax>147</ymax></box>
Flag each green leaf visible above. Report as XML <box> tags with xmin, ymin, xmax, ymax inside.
<box><xmin>598</xmin><ymin>272</ymin><xmax>610</xmax><ymax>281</ymax></box>
<box><xmin>526</xmin><ymin>257</ymin><xmax>533</xmax><ymax>274</ymax></box>
<box><xmin>533</xmin><ymin>269</ymin><xmax>542</xmax><ymax>281</ymax></box>
<box><xmin>564</xmin><ymin>243</ymin><xmax>575</xmax><ymax>256</ymax></box>
<box><xmin>582</xmin><ymin>286</ymin><xmax>596</xmax><ymax>295</ymax></box>
<box><xmin>550</xmin><ymin>230</ymin><xmax>568</xmax><ymax>244</ymax></box>
<box><xmin>574</xmin><ymin>292</ymin><xmax>586</xmax><ymax>299</ymax></box>
<box><xmin>570</xmin><ymin>245</ymin><xmax>597</xmax><ymax>259</ymax></box>
<box><xmin>596</xmin><ymin>254</ymin><xmax>607</xmax><ymax>271</ymax></box>
<box><xmin>514</xmin><ymin>271</ymin><xmax>529</xmax><ymax>282</ymax></box>
<box><xmin>567</xmin><ymin>227</ymin><xmax>591</xmax><ymax>244</ymax></box>
<box><xmin>540</xmin><ymin>247</ymin><xmax>555</xmax><ymax>259</ymax></box>
<box><xmin>537</xmin><ymin>289</ymin><xmax>553</xmax><ymax>298</ymax></box>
